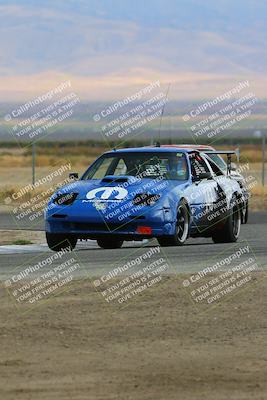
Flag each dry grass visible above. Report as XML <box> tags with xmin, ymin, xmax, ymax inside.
<box><xmin>0</xmin><ymin>145</ymin><xmax>107</xmax><ymax>167</ymax></box>
<box><xmin>0</xmin><ymin>145</ymin><xmax>266</xmax><ymax>209</ymax></box>
<box><xmin>238</xmin><ymin>145</ymin><xmax>265</xmax><ymax>163</ymax></box>
<box><xmin>0</xmin><ymin>230</ymin><xmax>45</xmax><ymax>245</ymax></box>
<box><xmin>0</xmin><ymin>154</ymin><xmax>95</xmax><ymax>168</ymax></box>
<box><xmin>0</xmin><ymin>144</ymin><xmax>264</xmax><ymax>167</ymax></box>
<box><xmin>250</xmin><ymin>185</ymin><xmax>267</xmax><ymax>210</ymax></box>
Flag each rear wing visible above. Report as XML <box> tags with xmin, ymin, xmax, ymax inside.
<box><xmin>201</xmin><ymin>150</ymin><xmax>240</xmax><ymax>175</ymax></box>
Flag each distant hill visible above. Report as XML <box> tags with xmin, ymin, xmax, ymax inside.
<box><xmin>0</xmin><ymin>100</ymin><xmax>266</xmax><ymax>142</ymax></box>
<box><xmin>0</xmin><ymin>0</ymin><xmax>267</xmax><ymax>100</ymax></box>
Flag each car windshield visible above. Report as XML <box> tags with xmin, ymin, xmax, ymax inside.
<box><xmin>82</xmin><ymin>152</ymin><xmax>189</xmax><ymax>181</ymax></box>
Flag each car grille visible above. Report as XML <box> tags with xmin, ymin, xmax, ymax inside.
<box><xmin>64</xmin><ymin>221</ymin><xmax>136</xmax><ymax>232</ymax></box>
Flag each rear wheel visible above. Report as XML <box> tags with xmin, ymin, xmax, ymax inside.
<box><xmin>212</xmin><ymin>204</ymin><xmax>241</xmax><ymax>243</ymax></box>
<box><xmin>157</xmin><ymin>202</ymin><xmax>189</xmax><ymax>247</ymax></box>
<box><xmin>46</xmin><ymin>232</ymin><xmax>77</xmax><ymax>252</ymax></box>
<box><xmin>97</xmin><ymin>238</ymin><xmax>124</xmax><ymax>249</ymax></box>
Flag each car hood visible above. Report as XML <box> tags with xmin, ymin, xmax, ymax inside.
<box><xmin>51</xmin><ymin>175</ymin><xmax>190</xmax><ymax>204</ymax></box>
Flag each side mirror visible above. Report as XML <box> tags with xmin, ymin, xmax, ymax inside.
<box><xmin>192</xmin><ymin>172</ymin><xmax>212</xmax><ymax>182</ymax></box>
<box><xmin>231</xmin><ymin>162</ymin><xmax>237</xmax><ymax>171</ymax></box>
<box><xmin>69</xmin><ymin>172</ymin><xmax>79</xmax><ymax>180</ymax></box>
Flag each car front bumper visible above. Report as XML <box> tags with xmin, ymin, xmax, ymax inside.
<box><xmin>45</xmin><ymin>201</ymin><xmax>176</xmax><ymax>239</ymax></box>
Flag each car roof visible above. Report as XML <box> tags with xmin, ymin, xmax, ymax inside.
<box><xmin>105</xmin><ymin>144</ymin><xmax>215</xmax><ymax>155</ymax></box>
<box><xmin>161</xmin><ymin>144</ymin><xmax>215</xmax><ymax>150</ymax></box>
<box><xmin>105</xmin><ymin>146</ymin><xmax>192</xmax><ymax>154</ymax></box>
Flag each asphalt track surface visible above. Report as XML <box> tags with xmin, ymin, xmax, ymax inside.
<box><xmin>0</xmin><ymin>212</ymin><xmax>266</xmax><ymax>282</ymax></box>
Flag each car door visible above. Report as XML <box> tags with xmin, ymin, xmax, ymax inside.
<box><xmin>184</xmin><ymin>152</ymin><xmax>220</xmax><ymax>231</ymax></box>
<box><xmin>206</xmin><ymin>156</ymin><xmax>242</xmax><ymax>220</ymax></box>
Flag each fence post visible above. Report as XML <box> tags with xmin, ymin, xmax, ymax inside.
<box><xmin>262</xmin><ymin>133</ymin><xmax>266</xmax><ymax>186</ymax></box>
<box><xmin>32</xmin><ymin>143</ymin><xmax>36</xmax><ymax>185</ymax></box>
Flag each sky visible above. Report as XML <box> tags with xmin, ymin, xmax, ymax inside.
<box><xmin>0</xmin><ymin>0</ymin><xmax>266</xmax><ymax>101</ymax></box>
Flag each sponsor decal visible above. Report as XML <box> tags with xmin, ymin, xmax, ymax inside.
<box><xmin>84</xmin><ymin>187</ymin><xmax>128</xmax><ymax>202</ymax></box>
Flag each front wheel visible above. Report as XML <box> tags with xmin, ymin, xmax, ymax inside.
<box><xmin>212</xmin><ymin>205</ymin><xmax>241</xmax><ymax>243</ymax></box>
<box><xmin>46</xmin><ymin>232</ymin><xmax>77</xmax><ymax>252</ymax></box>
<box><xmin>97</xmin><ymin>238</ymin><xmax>124</xmax><ymax>249</ymax></box>
<box><xmin>157</xmin><ymin>202</ymin><xmax>189</xmax><ymax>247</ymax></box>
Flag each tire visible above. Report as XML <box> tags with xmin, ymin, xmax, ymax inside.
<box><xmin>212</xmin><ymin>203</ymin><xmax>241</xmax><ymax>243</ymax></box>
<box><xmin>46</xmin><ymin>232</ymin><xmax>77</xmax><ymax>252</ymax></box>
<box><xmin>97</xmin><ymin>238</ymin><xmax>124</xmax><ymax>249</ymax></box>
<box><xmin>157</xmin><ymin>201</ymin><xmax>189</xmax><ymax>247</ymax></box>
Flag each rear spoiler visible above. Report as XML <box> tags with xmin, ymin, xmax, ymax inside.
<box><xmin>201</xmin><ymin>149</ymin><xmax>240</xmax><ymax>175</ymax></box>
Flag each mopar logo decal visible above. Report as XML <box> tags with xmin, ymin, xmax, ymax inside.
<box><xmin>86</xmin><ymin>186</ymin><xmax>128</xmax><ymax>201</ymax></box>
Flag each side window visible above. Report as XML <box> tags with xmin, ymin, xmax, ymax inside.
<box><xmin>189</xmin><ymin>153</ymin><xmax>209</xmax><ymax>179</ymax></box>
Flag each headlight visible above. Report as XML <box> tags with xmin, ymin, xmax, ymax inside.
<box><xmin>133</xmin><ymin>193</ymin><xmax>161</xmax><ymax>206</ymax></box>
<box><xmin>53</xmin><ymin>192</ymin><xmax>78</xmax><ymax>206</ymax></box>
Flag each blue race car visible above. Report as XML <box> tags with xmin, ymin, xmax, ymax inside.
<box><xmin>45</xmin><ymin>146</ymin><xmax>244</xmax><ymax>251</ymax></box>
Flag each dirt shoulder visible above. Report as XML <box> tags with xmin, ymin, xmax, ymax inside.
<box><xmin>0</xmin><ymin>274</ymin><xmax>266</xmax><ymax>400</ymax></box>
<box><xmin>0</xmin><ymin>230</ymin><xmax>45</xmax><ymax>245</ymax></box>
